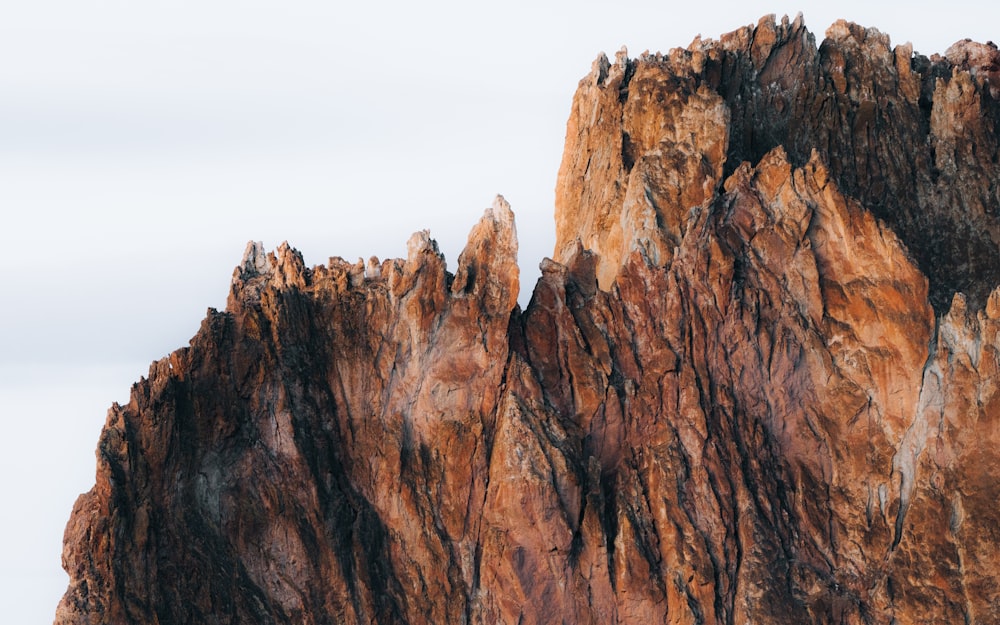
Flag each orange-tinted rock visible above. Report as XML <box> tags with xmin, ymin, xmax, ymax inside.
<box><xmin>58</xmin><ymin>16</ymin><xmax>1000</xmax><ymax>625</ymax></box>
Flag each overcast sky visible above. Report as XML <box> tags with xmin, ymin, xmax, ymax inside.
<box><xmin>3</xmin><ymin>2</ymin><xmax>999</xmax><ymax>622</ymax></box>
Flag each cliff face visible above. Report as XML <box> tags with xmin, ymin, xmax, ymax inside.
<box><xmin>556</xmin><ymin>15</ymin><xmax>1000</xmax><ymax>313</ymax></box>
<box><xmin>58</xmin><ymin>15</ymin><xmax>1000</xmax><ymax>625</ymax></box>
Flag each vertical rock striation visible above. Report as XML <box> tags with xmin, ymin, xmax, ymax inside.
<box><xmin>59</xmin><ymin>15</ymin><xmax>1000</xmax><ymax>625</ymax></box>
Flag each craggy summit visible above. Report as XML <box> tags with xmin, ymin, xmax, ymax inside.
<box><xmin>58</xmin><ymin>15</ymin><xmax>1000</xmax><ymax>625</ymax></box>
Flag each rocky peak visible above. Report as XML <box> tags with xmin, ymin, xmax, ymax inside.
<box><xmin>450</xmin><ymin>195</ymin><xmax>519</xmax><ymax>315</ymax></box>
<box><xmin>58</xmin><ymin>16</ymin><xmax>1000</xmax><ymax>625</ymax></box>
<box><xmin>946</xmin><ymin>38</ymin><xmax>1000</xmax><ymax>96</ymax></box>
<box><xmin>556</xmin><ymin>13</ymin><xmax>1000</xmax><ymax>311</ymax></box>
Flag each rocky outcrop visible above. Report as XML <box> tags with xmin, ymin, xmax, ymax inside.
<box><xmin>556</xmin><ymin>14</ymin><xmax>1000</xmax><ymax>312</ymax></box>
<box><xmin>58</xmin><ymin>15</ymin><xmax>1000</xmax><ymax>625</ymax></box>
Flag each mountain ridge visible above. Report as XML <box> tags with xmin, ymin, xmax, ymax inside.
<box><xmin>57</xmin><ymin>14</ymin><xmax>1000</xmax><ymax>625</ymax></box>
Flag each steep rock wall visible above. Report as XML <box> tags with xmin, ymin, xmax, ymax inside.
<box><xmin>58</xmin><ymin>15</ymin><xmax>1000</xmax><ymax>625</ymax></box>
<box><xmin>556</xmin><ymin>14</ymin><xmax>1000</xmax><ymax>311</ymax></box>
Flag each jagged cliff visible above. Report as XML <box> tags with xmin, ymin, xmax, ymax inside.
<box><xmin>58</xmin><ymin>15</ymin><xmax>1000</xmax><ymax>625</ymax></box>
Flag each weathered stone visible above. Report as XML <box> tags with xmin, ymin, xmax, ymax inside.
<box><xmin>57</xmin><ymin>16</ymin><xmax>1000</xmax><ymax>625</ymax></box>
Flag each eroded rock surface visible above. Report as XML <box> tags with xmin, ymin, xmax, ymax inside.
<box><xmin>58</xmin><ymin>15</ymin><xmax>1000</xmax><ymax>625</ymax></box>
<box><xmin>556</xmin><ymin>14</ymin><xmax>1000</xmax><ymax>312</ymax></box>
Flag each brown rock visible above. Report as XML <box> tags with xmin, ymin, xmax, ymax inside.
<box><xmin>58</xmin><ymin>16</ymin><xmax>1000</xmax><ymax>625</ymax></box>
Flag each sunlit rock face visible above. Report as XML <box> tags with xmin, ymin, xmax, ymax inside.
<box><xmin>58</xmin><ymin>15</ymin><xmax>1000</xmax><ymax>625</ymax></box>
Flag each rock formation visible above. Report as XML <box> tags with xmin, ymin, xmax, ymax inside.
<box><xmin>58</xmin><ymin>14</ymin><xmax>1000</xmax><ymax>625</ymax></box>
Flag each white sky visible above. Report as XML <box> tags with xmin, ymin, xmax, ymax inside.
<box><xmin>3</xmin><ymin>1</ymin><xmax>998</xmax><ymax>622</ymax></box>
